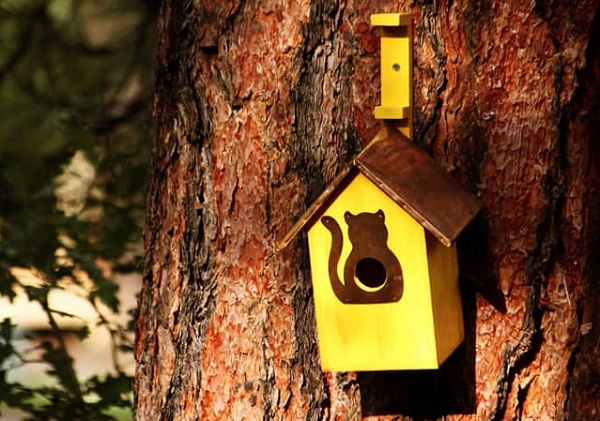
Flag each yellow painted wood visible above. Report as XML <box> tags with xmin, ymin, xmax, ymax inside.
<box><xmin>371</xmin><ymin>13</ymin><xmax>413</xmax><ymax>140</ymax></box>
<box><xmin>306</xmin><ymin>172</ymin><xmax>465</xmax><ymax>371</ymax></box>
<box><xmin>370</xmin><ymin>13</ymin><xmax>412</xmax><ymax>27</ymax></box>
<box><xmin>426</xmin><ymin>234</ymin><xmax>464</xmax><ymax>365</ymax></box>
<box><xmin>372</xmin><ymin>105</ymin><xmax>411</xmax><ymax>120</ymax></box>
<box><xmin>307</xmin><ymin>173</ymin><xmax>439</xmax><ymax>371</ymax></box>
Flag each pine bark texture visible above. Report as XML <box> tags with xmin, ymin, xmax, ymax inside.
<box><xmin>135</xmin><ymin>0</ymin><xmax>600</xmax><ymax>419</ymax></box>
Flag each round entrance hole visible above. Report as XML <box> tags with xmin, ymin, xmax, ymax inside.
<box><xmin>355</xmin><ymin>258</ymin><xmax>387</xmax><ymax>289</ymax></box>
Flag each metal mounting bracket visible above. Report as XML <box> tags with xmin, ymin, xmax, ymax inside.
<box><xmin>371</xmin><ymin>13</ymin><xmax>413</xmax><ymax>140</ymax></box>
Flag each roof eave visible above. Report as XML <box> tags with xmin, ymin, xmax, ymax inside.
<box><xmin>276</xmin><ymin>165</ymin><xmax>357</xmax><ymax>251</ymax></box>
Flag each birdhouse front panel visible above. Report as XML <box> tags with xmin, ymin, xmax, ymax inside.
<box><xmin>307</xmin><ymin>172</ymin><xmax>443</xmax><ymax>371</ymax></box>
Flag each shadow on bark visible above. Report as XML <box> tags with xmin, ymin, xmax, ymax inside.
<box><xmin>567</xmin><ymin>11</ymin><xmax>600</xmax><ymax>416</ymax></box>
<box><xmin>358</xmin><ymin>283</ymin><xmax>477</xmax><ymax>417</ymax></box>
<box><xmin>458</xmin><ymin>215</ymin><xmax>506</xmax><ymax>314</ymax></box>
<box><xmin>358</xmin><ymin>215</ymin><xmax>500</xmax><ymax>417</ymax></box>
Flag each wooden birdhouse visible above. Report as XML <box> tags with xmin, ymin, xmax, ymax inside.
<box><xmin>278</xmin><ymin>12</ymin><xmax>480</xmax><ymax>371</ymax></box>
<box><xmin>279</xmin><ymin>128</ymin><xmax>480</xmax><ymax>371</ymax></box>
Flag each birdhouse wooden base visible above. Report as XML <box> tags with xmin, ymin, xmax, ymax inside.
<box><xmin>307</xmin><ymin>173</ymin><xmax>464</xmax><ymax>371</ymax></box>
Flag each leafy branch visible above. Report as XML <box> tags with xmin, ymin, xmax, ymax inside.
<box><xmin>0</xmin><ymin>0</ymin><xmax>156</xmax><ymax>419</ymax></box>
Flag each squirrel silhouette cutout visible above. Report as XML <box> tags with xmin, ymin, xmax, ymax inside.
<box><xmin>321</xmin><ymin>210</ymin><xmax>404</xmax><ymax>304</ymax></box>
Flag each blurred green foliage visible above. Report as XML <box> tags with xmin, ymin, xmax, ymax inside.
<box><xmin>0</xmin><ymin>0</ymin><xmax>157</xmax><ymax>418</ymax></box>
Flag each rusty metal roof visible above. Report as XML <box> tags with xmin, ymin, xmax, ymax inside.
<box><xmin>278</xmin><ymin>127</ymin><xmax>481</xmax><ymax>250</ymax></box>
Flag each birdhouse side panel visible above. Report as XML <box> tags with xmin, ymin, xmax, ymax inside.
<box><xmin>306</xmin><ymin>173</ymin><xmax>439</xmax><ymax>371</ymax></box>
<box><xmin>426</xmin><ymin>233</ymin><xmax>464</xmax><ymax>366</ymax></box>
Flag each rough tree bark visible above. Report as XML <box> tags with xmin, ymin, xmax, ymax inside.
<box><xmin>135</xmin><ymin>0</ymin><xmax>600</xmax><ymax>419</ymax></box>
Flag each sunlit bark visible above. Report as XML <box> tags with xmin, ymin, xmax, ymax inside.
<box><xmin>135</xmin><ymin>1</ymin><xmax>600</xmax><ymax>419</ymax></box>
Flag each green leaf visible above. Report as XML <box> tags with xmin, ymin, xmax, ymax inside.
<box><xmin>40</xmin><ymin>342</ymin><xmax>80</xmax><ymax>398</ymax></box>
<box><xmin>74</xmin><ymin>325</ymin><xmax>90</xmax><ymax>340</ymax></box>
<box><xmin>23</xmin><ymin>284</ymin><xmax>51</xmax><ymax>303</ymax></box>
<box><xmin>117</xmin><ymin>344</ymin><xmax>133</xmax><ymax>353</ymax></box>
<box><xmin>90</xmin><ymin>279</ymin><xmax>120</xmax><ymax>313</ymax></box>
<box><xmin>85</xmin><ymin>373</ymin><xmax>132</xmax><ymax>409</ymax></box>
<box><xmin>0</xmin><ymin>319</ymin><xmax>16</xmax><ymax>365</ymax></box>
<box><xmin>0</xmin><ymin>266</ymin><xmax>17</xmax><ymax>301</ymax></box>
<box><xmin>0</xmin><ymin>318</ymin><xmax>14</xmax><ymax>343</ymax></box>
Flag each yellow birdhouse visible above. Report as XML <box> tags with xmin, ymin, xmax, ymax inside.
<box><xmin>279</xmin><ymin>12</ymin><xmax>480</xmax><ymax>372</ymax></box>
<box><xmin>279</xmin><ymin>128</ymin><xmax>480</xmax><ymax>371</ymax></box>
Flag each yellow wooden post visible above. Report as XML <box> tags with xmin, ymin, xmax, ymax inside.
<box><xmin>371</xmin><ymin>13</ymin><xmax>413</xmax><ymax>140</ymax></box>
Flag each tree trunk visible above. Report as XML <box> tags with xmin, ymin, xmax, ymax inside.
<box><xmin>135</xmin><ymin>0</ymin><xmax>600</xmax><ymax>419</ymax></box>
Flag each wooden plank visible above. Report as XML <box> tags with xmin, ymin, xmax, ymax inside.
<box><xmin>356</xmin><ymin>129</ymin><xmax>480</xmax><ymax>246</ymax></box>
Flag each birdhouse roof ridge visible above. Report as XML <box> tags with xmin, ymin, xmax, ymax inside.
<box><xmin>277</xmin><ymin>127</ymin><xmax>480</xmax><ymax>250</ymax></box>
